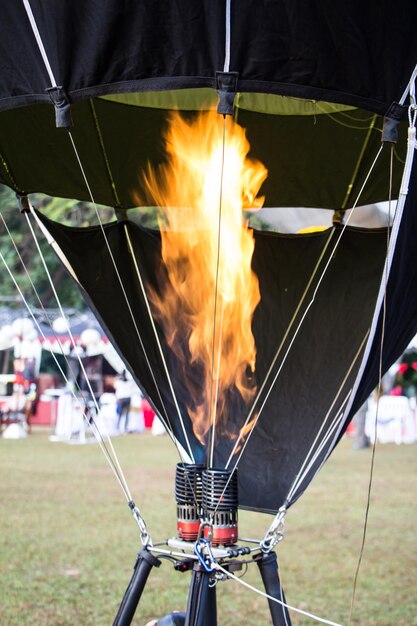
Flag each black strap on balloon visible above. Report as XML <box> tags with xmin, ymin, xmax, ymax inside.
<box><xmin>382</xmin><ymin>101</ymin><xmax>407</xmax><ymax>144</ymax></box>
<box><xmin>46</xmin><ymin>86</ymin><xmax>73</xmax><ymax>129</ymax></box>
<box><xmin>22</xmin><ymin>1</ymin><xmax>73</xmax><ymax>129</ymax></box>
<box><xmin>216</xmin><ymin>71</ymin><xmax>239</xmax><ymax>116</ymax></box>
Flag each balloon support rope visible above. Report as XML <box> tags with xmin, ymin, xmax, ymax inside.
<box><xmin>261</xmin><ymin>506</ymin><xmax>287</xmax><ymax>553</ymax></box>
<box><xmin>128</xmin><ymin>500</ymin><xmax>152</xmax><ymax>548</ymax></box>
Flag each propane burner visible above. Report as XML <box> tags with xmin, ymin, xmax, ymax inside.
<box><xmin>175</xmin><ymin>465</ymin><xmax>239</xmax><ymax>546</ymax></box>
<box><xmin>202</xmin><ymin>468</ymin><xmax>238</xmax><ymax>546</ymax></box>
<box><xmin>175</xmin><ymin>463</ymin><xmax>204</xmax><ymax>541</ymax></box>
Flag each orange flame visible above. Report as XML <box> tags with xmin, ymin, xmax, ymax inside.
<box><xmin>140</xmin><ymin>111</ymin><xmax>267</xmax><ymax>445</ymax></box>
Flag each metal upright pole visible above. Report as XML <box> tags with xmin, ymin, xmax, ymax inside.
<box><xmin>256</xmin><ymin>551</ymin><xmax>292</xmax><ymax>626</ymax></box>
<box><xmin>184</xmin><ymin>563</ymin><xmax>217</xmax><ymax>626</ymax></box>
<box><xmin>113</xmin><ymin>548</ymin><xmax>161</xmax><ymax>626</ymax></box>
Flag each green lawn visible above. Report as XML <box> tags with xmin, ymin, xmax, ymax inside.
<box><xmin>0</xmin><ymin>429</ymin><xmax>416</xmax><ymax>625</ymax></box>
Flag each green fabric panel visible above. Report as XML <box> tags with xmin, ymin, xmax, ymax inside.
<box><xmin>235</xmin><ymin>92</ymin><xmax>356</xmax><ymax>116</ymax></box>
<box><xmin>100</xmin><ymin>89</ymin><xmax>219</xmax><ymax>110</ymax></box>
<box><xmin>100</xmin><ymin>89</ymin><xmax>355</xmax><ymax>116</ymax></box>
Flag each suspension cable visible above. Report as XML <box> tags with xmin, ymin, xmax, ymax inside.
<box><xmin>225</xmin><ymin>227</ymin><xmax>336</xmax><ymax>469</ymax></box>
<box><xmin>325</xmin><ymin>74</ymin><xmax>417</xmax><ymax>456</ymax></box>
<box><xmin>209</xmin><ymin>115</ymin><xmax>227</xmax><ymax>468</ymax></box>
<box><xmin>22</xmin><ymin>0</ymin><xmax>173</xmax><ymax>453</ymax></box>
<box><xmin>0</xmin><ymin>212</ymin><xmax>79</xmax><ymax>386</ymax></box>
<box><xmin>0</xmin><ymin>225</ymin><xmax>134</xmax><ymax>506</ymax></box>
<box><xmin>22</xmin><ymin>0</ymin><xmax>58</xmax><ymax>87</ymax></box>
<box><xmin>347</xmin><ymin>143</ymin><xmax>395</xmax><ymax>626</ymax></box>
<box><xmin>211</xmin><ymin>144</ymin><xmax>385</xmax><ymax>522</ymax></box>
<box><xmin>64</xmin><ymin>130</ymin><xmax>195</xmax><ymax>461</ymax></box>
<box><xmin>123</xmin><ymin>222</ymin><xmax>195</xmax><ymax>462</ymax></box>
<box><xmin>225</xmin><ymin>143</ymin><xmax>384</xmax><ymax>474</ymax></box>
<box><xmin>214</xmin><ymin>562</ymin><xmax>343</xmax><ymax>626</ymax></box>
<box><xmin>65</xmin><ymin>129</ymin><xmax>204</xmax><ymax>505</ymax></box>
<box><xmin>25</xmin><ymin>208</ymin><xmax>137</xmax><ymax>492</ymax></box>
<box><xmin>27</xmin><ymin>205</ymin><xmax>155</xmax><ymax>544</ymax></box>
<box><xmin>23</xmin><ymin>0</ymin><xmax>191</xmax><ymax>461</ymax></box>
<box><xmin>223</xmin><ymin>0</ymin><xmax>232</xmax><ymax>72</ymax></box>
<box><xmin>25</xmin><ymin>211</ymin><xmax>105</xmax><ymax>421</ymax></box>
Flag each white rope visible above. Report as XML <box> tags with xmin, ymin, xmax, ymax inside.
<box><xmin>328</xmin><ymin>94</ymin><xmax>417</xmax><ymax>459</ymax></box>
<box><xmin>0</xmin><ymin>212</ymin><xmax>80</xmax><ymax>384</ymax></box>
<box><xmin>212</xmin><ymin>144</ymin><xmax>385</xmax><ymax>521</ymax></box>
<box><xmin>399</xmin><ymin>63</ymin><xmax>417</xmax><ymax>105</ymax></box>
<box><xmin>223</xmin><ymin>0</ymin><xmax>232</xmax><ymax>72</ymax></box>
<box><xmin>65</xmin><ymin>130</ymin><xmax>195</xmax><ymax>465</ymax></box>
<box><xmin>262</xmin><ymin>394</ymin><xmax>351</xmax><ymax>552</ymax></box>
<box><xmin>0</xmin><ymin>251</ymin><xmax>71</xmax><ymax>388</ymax></box>
<box><xmin>224</xmin><ymin>143</ymin><xmax>384</xmax><ymax>481</ymax></box>
<box><xmin>123</xmin><ymin>223</ymin><xmax>195</xmax><ymax>463</ymax></box>
<box><xmin>22</xmin><ymin>0</ymin><xmax>57</xmax><ymax>87</ymax></box>
<box><xmin>27</xmin><ymin>206</ymin><xmax>156</xmax><ymax>543</ymax></box>
<box><xmin>25</xmin><ymin>212</ymin><xmax>103</xmax><ymax>418</ymax></box>
<box><xmin>0</xmin><ymin>225</ymin><xmax>135</xmax><ymax>504</ymax></box>
<box><xmin>26</xmin><ymin>207</ymin><xmax>137</xmax><ymax>502</ymax></box>
<box><xmin>347</xmin><ymin>144</ymin><xmax>395</xmax><ymax>626</ymax></box>
<box><xmin>224</xmin><ymin>227</ymin><xmax>337</xmax><ymax>469</ymax></box>
<box><xmin>28</xmin><ymin>205</ymin><xmax>78</xmax><ymax>282</ymax></box>
<box><xmin>214</xmin><ymin>562</ymin><xmax>343</xmax><ymax>626</ymax></box>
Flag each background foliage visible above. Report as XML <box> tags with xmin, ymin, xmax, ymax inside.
<box><xmin>0</xmin><ymin>185</ymin><xmax>114</xmax><ymax>309</ymax></box>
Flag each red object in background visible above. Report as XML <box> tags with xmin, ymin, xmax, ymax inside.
<box><xmin>14</xmin><ymin>372</ymin><xmax>24</xmax><ymax>386</ymax></box>
<box><xmin>142</xmin><ymin>399</ymin><xmax>155</xmax><ymax>429</ymax></box>
<box><xmin>345</xmin><ymin>421</ymin><xmax>356</xmax><ymax>436</ymax></box>
<box><xmin>30</xmin><ymin>399</ymin><xmax>54</xmax><ymax>426</ymax></box>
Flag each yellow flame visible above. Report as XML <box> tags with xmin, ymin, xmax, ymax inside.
<box><xmin>139</xmin><ymin>111</ymin><xmax>268</xmax><ymax>445</ymax></box>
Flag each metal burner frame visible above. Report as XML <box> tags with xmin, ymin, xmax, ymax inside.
<box><xmin>112</xmin><ymin>535</ymin><xmax>291</xmax><ymax>626</ymax></box>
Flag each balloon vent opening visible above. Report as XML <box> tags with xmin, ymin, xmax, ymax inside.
<box><xmin>175</xmin><ymin>463</ymin><xmax>204</xmax><ymax>541</ymax></box>
<box><xmin>202</xmin><ymin>469</ymin><xmax>238</xmax><ymax>546</ymax></box>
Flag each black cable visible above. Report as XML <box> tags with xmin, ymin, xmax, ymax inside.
<box><xmin>347</xmin><ymin>144</ymin><xmax>394</xmax><ymax>625</ymax></box>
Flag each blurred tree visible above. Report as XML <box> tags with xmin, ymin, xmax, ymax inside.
<box><xmin>0</xmin><ymin>186</ymin><xmax>271</xmax><ymax>311</ymax></box>
<box><xmin>0</xmin><ymin>185</ymin><xmax>114</xmax><ymax>309</ymax></box>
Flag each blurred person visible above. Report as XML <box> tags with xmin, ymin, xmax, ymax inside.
<box><xmin>24</xmin><ymin>382</ymin><xmax>37</xmax><ymax>433</ymax></box>
<box><xmin>114</xmin><ymin>370</ymin><xmax>136</xmax><ymax>432</ymax></box>
<box><xmin>352</xmin><ymin>399</ymin><xmax>370</xmax><ymax>450</ymax></box>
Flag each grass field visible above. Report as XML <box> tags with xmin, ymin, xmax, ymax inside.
<box><xmin>0</xmin><ymin>428</ymin><xmax>416</xmax><ymax>626</ymax></box>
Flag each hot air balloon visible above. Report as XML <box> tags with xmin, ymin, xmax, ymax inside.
<box><xmin>1</xmin><ymin>2</ymin><xmax>417</xmax><ymax>625</ymax></box>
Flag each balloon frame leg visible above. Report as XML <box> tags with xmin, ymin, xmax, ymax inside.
<box><xmin>113</xmin><ymin>548</ymin><xmax>161</xmax><ymax>626</ymax></box>
<box><xmin>184</xmin><ymin>563</ymin><xmax>217</xmax><ymax>626</ymax></box>
<box><xmin>256</xmin><ymin>551</ymin><xmax>292</xmax><ymax>626</ymax></box>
